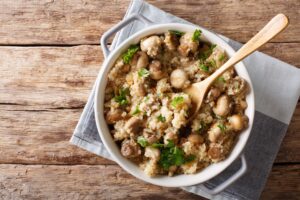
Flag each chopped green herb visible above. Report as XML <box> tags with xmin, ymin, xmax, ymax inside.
<box><xmin>137</xmin><ymin>136</ymin><xmax>148</xmax><ymax>147</ymax></box>
<box><xmin>192</xmin><ymin>29</ymin><xmax>202</xmax><ymax>42</ymax></box>
<box><xmin>198</xmin><ymin>121</ymin><xmax>207</xmax><ymax>133</ymax></box>
<box><xmin>171</xmin><ymin>96</ymin><xmax>184</xmax><ymax>108</ymax></box>
<box><xmin>138</xmin><ymin>68</ymin><xmax>150</xmax><ymax>78</ymax></box>
<box><xmin>198</xmin><ymin>44</ymin><xmax>216</xmax><ymax>60</ymax></box>
<box><xmin>157</xmin><ymin>114</ymin><xmax>166</xmax><ymax>122</ymax></box>
<box><xmin>158</xmin><ymin>140</ymin><xmax>195</xmax><ymax>170</ymax></box>
<box><xmin>152</xmin><ymin>143</ymin><xmax>165</xmax><ymax>148</ymax></box>
<box><xmin>114</xmin><ymin>88</ymin><xmax>129</xmax><ymax>105</ymax></box>
<box><xmin>209</xmin><ymin>59</ymin><xmax>217</xmax><ymax>68</ymax></box>
<box><xmin>210</xmin><ymin>44</ymin><xmax>217</xmax><ymax>50</ymax></box>
<box><xmin>217</xmin><ymin>123</ymin><xmax>226</xmax><ymax>132</ymax></box>
<box><xmin>219</xmin><ymin>54</ymin><xmax>225</xmax><ymax>62</ymax></box>
<box><xmin>185</xmin><ymin>154</ymin><xmax>196</xmax><ymax>163</ymax></box>
<box><xmin>199</xmin><ymin>63</ymin><xmax>209</xmax><ymax>72</ymax></box>
<box><xmin>217</xmin><ymin>76</ymin><xmax>226</xmax><ymax>83</ymax></box>
<box><xmin>169</xmin><ymin>30</ymin><xmax>185</xmax><ymax>37</ymax></box>
<box><xmin>132</xmin><ymin>105</ymin><xmax>141</xmax><ymax>115</ymax></box>
<box><xmin>122</xmin><ymin>44</ymin><xmax>139</xmax><ymax>64</ymax></box>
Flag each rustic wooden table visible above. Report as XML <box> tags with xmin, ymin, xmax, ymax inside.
<box><xmin>0</xmin><ymin>0</ymin><xmax>299</xmax><ymax>199</ymax></box>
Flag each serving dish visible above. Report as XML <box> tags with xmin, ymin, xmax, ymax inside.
<box><xmin>94</xmin><ymin>14</ymin><xmax>254</xmax><ymax>193</ymax></box>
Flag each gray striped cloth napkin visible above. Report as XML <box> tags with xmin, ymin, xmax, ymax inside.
<box><xmin>70</xmin><ymin>0</ymin><xmax>300</xmax><ymax>199</ymax></box>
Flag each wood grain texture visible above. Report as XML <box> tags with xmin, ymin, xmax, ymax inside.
<box><xmin>0</xmin><ymin>0</ymin><xmax>299</xmax><ymax>44</ymax></box>
<box><xmin>0</xmin><ymin>45</ymin><xmax>299</xmax><ymax>165</ymax></box>
<box><xmin>0</xmin><ymin>164</ymin><xmax>298</xmax><ymax>200</ymax></box>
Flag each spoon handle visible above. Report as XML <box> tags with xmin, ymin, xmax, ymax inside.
<box><xmin>205</xmin><ymin>14</ymin><xmax>289</xmax><ymax>84</ymax></box>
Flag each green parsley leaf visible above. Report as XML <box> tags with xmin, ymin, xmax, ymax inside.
<box><xmin>137</xmin><ymin>136</ymin><xmax>148</xmax><ymax>147</ymax></box>
<box><xmin>122</xmin><ymin>44</ymin><xmax>139</xmax><ymax>64</ymax></box>
<box><xmin>157</xmin><ymin>114</ymin><xmax>166</xmax><ymax>122</ymax></box>
<box><xmin>185</xmin><ymin>154</ymin><xmax>196</xmax><ymax>163</ymax></box>
<box><xmin>199</xmin><ymin>63</ymin><xmax>209</xmax><ymax>72</ymax></box>
<box><xmin>152</xmin><ymin>143</ymin><xmax>164</xmax><ymax>148</ymax></box>
<box><xmin>166</xmin><ymin>140</ymin><xmax>175</xmax><ymax>148</ymax></box>
<box><xmin>209</xmin><ymin>59</ymin><xmax>217</xmax><ymax>68</ymax></box>
<box><xmin>169</xmin><ymin>30</ymin><xmax>185</xmax><ymax>37</ymax></box>
<box><xmin>132</xmin><ymin>105</ymin><xmax>141</xmax><ymax>115</ymax></box>
<box><xmin>114</xmin><ymin>88</ymin><xmax>129</xmax><ymax>105</ymax></box>
<box><xmin>192</xmin><ymin>29</ymin><xmax>202</xmax><ymax>42</ymax></box>
<box><xmin>219</xmin><ymin>53</ymin><xmax>225</xmax><ymax>62</ymax></box>
<box><xmin>217</xmin><ymin>123</ymin><xmax>226</xmax><ymax>132</ymax></box>
<box><xmin>144</xmin><ymin>96</ymin><xmax>150</xmax><ymax>102</ymax></box>
<box><xmin>171</xmin><ymin>96</ymin><xmax>184</xmax><ymax>108</ymax></box>
<box><xmin>138</xmin><ymin>68</ymin><xmax>150</xmax><ymax>78</ymax></box>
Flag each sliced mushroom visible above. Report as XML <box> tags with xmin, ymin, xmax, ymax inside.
<box><xmin>170</xmin><ymin>69</ymin><xmax>188</xmax><ymax>89</ymax></box>
<box><xmin>140</xmin><ymin>36</ymin><xmax>162</xmax><ymax>57</ymax></box>
<box><xmin>124</xmin><ymin>117</ymin><xmax>143</xmax><ymax>135</ymax></box>
<box><xmin>188</xmin><ymin>133</ymin><xmax>204</xmax><ymax>145</ymax></box>
<box><xmin>205</xmin><ymin>87</ymin><xmax>221</xmax><ymax>103</ymax></box>
<box><xmin>121</xmin><ymin>139</ymin><xmax>142</xmax><ymax>158</ymax></box>
<box><xmin>149</xmin><ymin>60</ymin><xmax>164</xmax><ymax>80</ymax></box>
<box><xmin>213</xmin><ymin>95</ymin><xmax>231</xmax><ymax>117</ymax></box>
<box><xmin>106</xmin><ymin>109</ymin><xmax>124</xmax><ymax>124</ymax></box>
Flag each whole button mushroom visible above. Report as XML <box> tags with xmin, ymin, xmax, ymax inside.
<box><xmin>213</xmin><ymin>95</ymin><xmax>231</xmax><ymax>117</ymax></box>
<box><xmin>228</xmin><ymin>114</ymin><xmax>248</xmax><ymax>131</ymax></box>
<box><xmin>149</xmin><ymin>60</ymin><xmax>164</xmax><ymax>80</ymax></box>
<box><xmin>140</xmin><ymin>36</ymin><xmax>162</xmax><ymax>57</ymax></box>
<box><xmin>170</xmin><ymin>69</ymin><xmax>188</xmax><ymax>89</ymax></box>
<box><xmin>121</xmin><ymin>139</ymin><xmax>142</xmax><ymax>158</ymax></box>
<box><xmin>124</xmin><ymin>117</ymin><xmax>143</xmax><ymax>135</ymax></box>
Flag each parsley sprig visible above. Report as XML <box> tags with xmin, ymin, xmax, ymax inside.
<box><xmin>199</xmin><ymin>63</ymin><xmax>209</xmax><ymax>72</ymax></box>
<box><xmin>217</xmin><ymin>123</ymin><xmax>226</xmax><ymax>133</ymax></box>
<box><xmin>169</xmin><ymin>30</ymin><xmax>185</xmax><ymax>37</ymax></box>
<box><xmin>138</xmin><ymin>68</ymin><xmax>150</xmax><ymax>78</ymax></box>
<box><xmin>122</xmin><ymin>44</ymin><xmax>139</xmax><ymax>64</ymax></box>
<box><xmin>157</xmin><ymin>114</ymin><xmax>166</xmax><ymax>122</ymax></box>
<box><xmin>192</xmin><ymin>29</ymin><xmax>202</xmax><ymax>42</ymax></box>
<box><xmin>171</xmin><ymin>96</ymin><xmax>184</xmax><ymax>108</ymax></box>
<box><xmin>137</xmin><ymin>136</ymin><xmax>148</xmax><ymax>147</ymax></box>
<box><xmin>156</xmin><ymin>140</ymin><xmax>196</xmax><ymax>170</ymax></box>
<box><xmin>114</xmin><ymin>88</ymin><xmax>129</xmax><ymax>106</ymax></box>
<box><xmin>199</xmin><ymin>43</ymin><xmax>217</xmax><ymax>60</ymax></box>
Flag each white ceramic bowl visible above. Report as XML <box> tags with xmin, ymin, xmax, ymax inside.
<box><xmin>94</xmin><ymin>23</ymin><xmax>255</xmax><ymax>188</ymax></box>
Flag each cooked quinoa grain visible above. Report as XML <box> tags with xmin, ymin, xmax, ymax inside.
<box><xmin>104</xmin><ymin>29</ymin><xmax>249</xmax><ymax>177</ymax></box>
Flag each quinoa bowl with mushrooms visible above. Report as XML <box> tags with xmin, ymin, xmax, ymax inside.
<box><xmin>95</xmin><ymin>23</ymin><xmax>254</xmax><ymax>187</ymax></box>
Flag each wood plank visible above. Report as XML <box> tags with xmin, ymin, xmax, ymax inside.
<box><xmin>0</xmin><ymin>0</ymin><xmax>299</xmax><ymax>44</ymax></box>
<box><xmin>261</xmin><ymin>165</ymin><xmax>300</xmax><ymax>199</ymax></box>
<box><xmin>1</xmin><ymin>103</ymin><xmax>299</xmax><ymax>165</ymax></box>
<box><xmin>0</xmin><ymin>44</ymin><xmax>299</xmax><ymax>109</ymax></box>
<box><xmin>0</xmin><ymin>45</ymin><xmax>299</xmax><ymax>164</ymax></box>
<box><xmin>0</xmin><ymin>45</ymin><xmax>102</xmax><ymax>108</ymax></box>
<box><xmin>0</xmin><ymin>164</ymin><xmax>298</xmax><ymax>199</ymax></box>
<box><xmin>0</xmin><ymin>105</ymin><xmax>113</xmax><ymax>165</ymax></box>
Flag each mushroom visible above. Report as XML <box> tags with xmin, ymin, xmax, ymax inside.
<box><xmin>149</xmin><ymin>60</ymin><xmax>164</xmax><ymax>80</ymax></box>
<box><xmin>136</xmin><ymin>51</ymin><xmax>149</xmax><ymax>69</ymax></box>
<box><xmin>105</xmin><ymin>109</ymin><xmax>124</xmax><ymax>124</ymax></box>
<box><xmin>140</xmin><ymin>36</ymin><xmax>162</xmax><ymax>57</ymax></box>
<box><xmin>121</xmin><ymin>139</ymin><xmax>142</xmax><ymax>158</ymax></box>
<box><xmin>170</xmin><ymin>69</ymin><xmax>188</xmax><ymax>89</ymax></box>
<box><xmin>188</xmin><ymin>133</ymin><xmax>204</xmax><ymax>145</ymax></box>
<box><xmin>213</xmin><ymin>95</ymin><xmax>231</xmax><ymax>117</ymax></box>
<box><xmin>208</xmin><ymin>123</ymin><xmax>223</xmax><ymax>143</ymax></box>
<box><xmin>178</xmin><ymin>32</ymin><xmax>199</xmax><ymax>57</ymax></box>
<box><xmin>124</xmin><ymin>117</ymin><xmax>143</xmax><ymax>135</ymax></box>
<box><xmin>228</xmin><ymin>114</ymin><xmax>248</xmax><ymax>131</ymax></box>
<box><xmin>205</xmin><ymin>87</ymin><xmax>221</xmax><ymax>103</ymax></box>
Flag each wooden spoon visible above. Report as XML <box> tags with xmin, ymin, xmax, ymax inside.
<box><xmin>184</xmin><ymin>13</ymin><xmax>289</xmax><ymax>119</ymax></box>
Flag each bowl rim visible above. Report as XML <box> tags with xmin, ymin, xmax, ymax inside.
<box><xmin>94</xmin><ymin>23</ymin><xmax>255</xmax><ymax>187</ymax></box>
